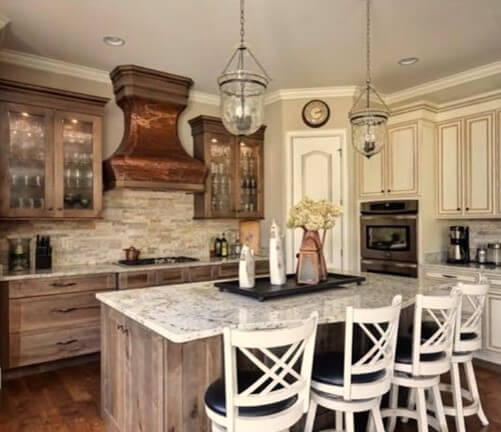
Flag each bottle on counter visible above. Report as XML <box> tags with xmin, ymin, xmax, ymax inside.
<box><xmin>234</xmin><ymin>236</ymin><xmax>242</xmax><ymax>257</ymax></box>
<box><xmin>215</xmin><ymin>235</ymin><xmax>222</xmax><ymax>257</ymax></box>
<box><xmin>221</xmin><ymin>233</ymin><xmax>229</xmax><ymax>258</ymax></box>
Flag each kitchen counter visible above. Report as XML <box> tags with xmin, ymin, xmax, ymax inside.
<box><xmin>97</xmin><ymin>271</ymin><xmax>448</xmax><ymax>432</ymax></box>
<box><xmin>0</xmin><ymin>256</ymin><xmax>268</xmax><ymax>282</ymax></box>
<box><xmin>96</xmin><ymin>271</ymin><xmax>442</xmax><ymax>344</ymax></box>
<box><xmin>421</xmin><ymin>261</ymin><xmax>501</xmax><ymax>273</ymax></box>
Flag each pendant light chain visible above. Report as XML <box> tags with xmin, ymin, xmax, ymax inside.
<box><xmin>240</xmin><ymin>0</ymin><xmax>245</xmax><ymax>47</ymax></box>
<box><xmin>366</xmin><ymin>0</ymin><xmax>371</xmax><ymax>85</ymax></box>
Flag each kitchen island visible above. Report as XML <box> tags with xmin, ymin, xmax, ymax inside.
<box><xmin>96</xmin><ymin>272</ymin><xmax>443</xmax><ymax>432</ymax></box>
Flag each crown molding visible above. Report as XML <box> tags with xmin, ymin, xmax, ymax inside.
<box><xmin>386</xmin><ymin>60</ymin><xmax>501</xmax><ymax>106</ymax></box>
<box><xmin>0</xmin><ymin>49</ymin><xmax>110</xmax><ymax>83</ymax></box>
<box><xmin>0</xmin><ymin>49</ymin><xmax>221</xmax><ymax>105</ymax></box>
<box><xmin>265</xmin><ymin>86</ymin><xmax>357</xmax><ymax>105</ymax></box>
<box><xmin>189</xmin><ymin>90</ymin><xmax>219</xmax><ymax>106</ymax></box>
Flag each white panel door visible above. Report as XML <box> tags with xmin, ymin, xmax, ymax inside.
<box><xmin>388</xmin><ymin>123</ymin><xmax>418</xmax><ymax>196</ymax></box>
<box><xmin>437</xmin><ymin>120</ymin><xmax>463</xmax><ymax>216</ymax></box>
<box><xmin>358</xmin><ymin>150</ymin><xmax>385</xmax><ymax>198</ymax></box>
<box><xmin>464</xmin><ymin>113</ymin><xmax>494</xmax><ymax>215</ymax></box>
<box><xmin>290</xmin><ymin>135</ymin><xmax>343</xmax><ymax>272</ymax></box>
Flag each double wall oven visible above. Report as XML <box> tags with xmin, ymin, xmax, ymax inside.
<box><xmin>360</xmin><ymin>200</ymin><xmax>418</xmax><ymax>278</ymax></box>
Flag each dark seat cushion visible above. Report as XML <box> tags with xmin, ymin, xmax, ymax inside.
<box><xmin>204</xmin><ymin>371</ymin><xmax>298</xmax><ymax>417</ymax></box>
<box><xmin>410</xmin><ymin>321</ymin><xmax>478</xmax><ymax>342</ymax></box>
<box><xmin>312</xmin><ymin>351</ymin><xmax>386</xmax><ymax>386</ymax></box>
<box><xmin>396</xmin><ymin>336</ymin><xmax>446</xmax><ymax>364</ymax></box>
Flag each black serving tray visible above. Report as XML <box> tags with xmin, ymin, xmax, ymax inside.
<box><xmin>215</xmin><ymin>273</ymin><xmax>366</xmax><ymax>301</ymax></box>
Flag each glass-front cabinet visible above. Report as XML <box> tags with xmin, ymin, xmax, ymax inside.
<box><xmin>57</xmin><ymin>112</ymin><xmax>102</xmax><ymax>218</ymax></box>
<box><xmin>190</xmin><ymin>115</ymin><xmax>265</xmax><ymax>219</ymax></box>
<box><xmin>1</xmin><ymin>104</ymin><xmax>53</xmax><ymax>217</ymax></box>
<box><xmin>0</xmin><ymin>79</ymin><xmax>108</xmax><ymax>219</ymax></box>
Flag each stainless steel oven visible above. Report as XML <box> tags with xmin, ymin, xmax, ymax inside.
<box><xmin>360</xmin><ymin>200</ymin><xmax>418</xmax><ymax>278</ymax></box>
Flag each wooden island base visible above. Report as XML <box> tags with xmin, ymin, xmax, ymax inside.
<box><xmin>100</xmin><ymin>304</ymin><xmax>367</xmax><ymax>432</ymax></box>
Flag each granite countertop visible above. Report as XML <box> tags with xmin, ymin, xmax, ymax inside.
<box><xmin>96</xmin><ymin>272</ymin><xmax>447</xmax><ymax>344</ymax></box>
<box><xmin>0</xmin><ymin>256</ymin><xmax>268</xmax><ymax>282</ymax></box>
<box><xmin>421</xmin><ymin>261</ymin><xmax>501</xmax><ymax>274</ymax></box>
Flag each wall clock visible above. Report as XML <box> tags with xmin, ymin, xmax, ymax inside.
<box><xmin>302</xmin><ymin>100</ymin><xmax>330</xmax><ymax>128</ymax></box>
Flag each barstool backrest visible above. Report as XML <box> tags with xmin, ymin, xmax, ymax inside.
<box><xmin>454</xmin><ymin>282</ymin><xmax>489</xmax><ymax>353</ymax></box>
<box><xmin>222</xmin><ymin>312</ymin><xmax>318</xmax><ymax>432</ymax></box>
<box><xmin>343</xmin><ymin>295</ymin><xmax>402</xmax><ymax>400</ymax></box>
<box><xmin>411</xmin><ymin>288</ymin><xmax>461</xmax><ymax>376</ymax></box>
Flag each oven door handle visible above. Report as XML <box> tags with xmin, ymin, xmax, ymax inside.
<box><xmin>361</xmin><ymin>215</ymin><xmax>417</xmax><ymax>220</ymax></box>
<box><xmin>393</xmin><ymin>263</ymin><xmax>417</xmax><ymax>268</ymax></box>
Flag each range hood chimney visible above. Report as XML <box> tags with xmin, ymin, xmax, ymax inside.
<box><xmin>103</xmin><ymin>65</ymin><xmax>207</xmax><ymax>192</ymax></box>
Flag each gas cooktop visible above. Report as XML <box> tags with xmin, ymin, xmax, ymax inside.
<box><xmin>117</xmin><ymin>256</ymin><xmax>199</xmax><ymax>266</ymax></box>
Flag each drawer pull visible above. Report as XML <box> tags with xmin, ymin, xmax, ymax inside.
<box><xmin>56</xmin><ymin>339</ymin><xmax>78</xmax><ymax>346</ymax></box>
<box><xmin>50</xmin><ymin>282</ymin><xmax>77</xmax><ymax>288</ymax></box>
<box><xmin>54</xmin><ymin>305</ymin><xmax>99</xmax><ymax>313</ymax></box>
<box><xmin>55</xmin><ymin>307</ymin><xmax>77</xmax><ymax>313</ymax></box>
<box><xmin>442</xmin><ymin>274</ymin><xmax>457</xmax><ymax>279</ymax></box>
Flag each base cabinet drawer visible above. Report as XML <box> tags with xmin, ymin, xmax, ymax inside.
<box><xmin>256</xmin><ymin>260</ymin><xmax>270</xmax><ymax>275</ymax></box>
<box><xmin>8</xmin><ymin>325</ymin><xmax>100</xmax><ymax>368</ymax></box>
<box><xmin>220</xmin><ymin>262</ymin><xmax>239</xmax><ymax>278</ymax></box>
<box><xmin>9</xmin><ymin>291</ymin><xmax>101</xmax><ymax>333</ymax></box>
<box><xmin>186</xmin><ymin>265</ymin><xmax>217</xmax><ymax>282</ymax></box>
<box><xmin>422</xmin><ymin>270</ymin><xmax>479</xmax><ymax>283</ymax></box>
<box><xmin>9</xmin><ymin>274</ymin><xmax>116</xmax><ymax>298</ymax></box>
<box><xmin>118</xmin><ymin>271</ymin><xmax>156</xmax><ymax>290</ymax></box>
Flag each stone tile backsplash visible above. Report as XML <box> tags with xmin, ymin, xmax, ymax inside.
<box><xmin>466</xmin><ymin>220</ymin><xmax>501</xmax><ymax>249</ymax></box>
<box><xmin>0</xmin><ymin>190</ymin><xmax>238</xmax><ymax>267</ymax></box>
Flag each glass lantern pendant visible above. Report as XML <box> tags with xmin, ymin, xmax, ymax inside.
<box><xmin>217</xmin><ymin>0</ymin><xmax>270</xmax><ymax>136</ymax></box>
<box><xmin>349</xmin><ymin>0</ymin><xmax>390</xmax><ymax>159</ymax></box>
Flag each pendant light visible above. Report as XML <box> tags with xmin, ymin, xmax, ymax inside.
<box><xmin>349</xmin><ymin>0</ymin><xmax>390</xmax><ymax>159</ymax></box>
<box><xmin>218</xmin><ymin>0</ymin><xmax>270</xmax><ymax>136</ymax></box>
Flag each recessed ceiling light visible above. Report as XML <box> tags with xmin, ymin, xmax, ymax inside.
<box><xmin>398</xmin><ymin>57</ymin><xmax>419</xmax><ymax>66</ymax></box>
<box><xmin>103</xmin><ymin>36</ymin><xmax>125</xmax><ymax>47</ymax></box>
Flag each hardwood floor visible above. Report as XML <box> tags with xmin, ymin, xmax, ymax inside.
<box><xmin>0</xmin><ymin>361</ymin><xmax>499</xmax><ymax>431</ymax></box>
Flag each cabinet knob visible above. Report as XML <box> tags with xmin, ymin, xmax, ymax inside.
<box><xmin>466</xmin><ymin>207</ymin><xmax>470</xmax><ymax>211</ymax></box>
<box><xmin>457</xmin><ymin>207</ymin><xmax>461</xmax><ymax>211</ymax></box>
<box><xmin>388</xmin><ymin>189</ymin><xmax>391</xmax><ymax>192</ymax></box>
<box><xmin>58</xmin><ymin>207</ymin><xmax>63</xmax><ymax>211</ymax></box>
<box><xmin>380</xmin><ymin>190</ymin><xmax>384</xmax><ymax>193</ymax></box>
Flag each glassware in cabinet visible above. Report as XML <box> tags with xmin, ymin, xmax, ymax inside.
<box><xmin>55</xmin><ymin>112</ymin><xmax>102</xmax><ymax>218</ymax></box>
<box><xmin>237</xmin><ymin>137</ymin><xmax>263</xmax><ymax>218</ymax></box>
<box><xmin>208</xmin><ymin>133</ymin><xmax>234</xmax><ymax>216</ymax></box>
<box><xmin>0</xmin><ymin>103</ymin><xmax>54</xmax><ymax>217</ymax></box>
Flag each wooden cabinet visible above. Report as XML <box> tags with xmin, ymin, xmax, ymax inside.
<box><xmin>485</xmin><ymin>292</ymin><xmax>501</xmax><ymax>354</ymax></box>
<box><xmin>358</xmin><ymin>121</ymin><xmax>419</xmax><ymax>198</ymax></box>
<box><xmin>190</xmin><ymin>115</ymin><xmax>265</xmax><ymax>219</ymax></box>
<box><xmin>0</xmin><ymin>79</ymin><xmax>108</xmax><ymax>219</ymax></box>
<box><xmin>437</xmin><ymin>112</ymin><xmax>495</xmax><ymax>217</ymax></box>
<box><xmin>0</xmin><ymin>273</ymin><xmax>116</xmax><ymax>369</ymax></box>
<box><xmin>101</xmin><ymin>306</ymin><xmax>164</xmax><ymax>432</ymax></box>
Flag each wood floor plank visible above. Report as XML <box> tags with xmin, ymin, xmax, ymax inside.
<box><xmin>0</xmin><ymin>360</ymin><xmax>499</xmax><ymax>431</ymax></box>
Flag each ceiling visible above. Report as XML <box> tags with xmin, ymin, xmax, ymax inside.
<box><xmin>0</xmin><ymin>0</ymin><xmax>501</xmax><ymax>95</ymax></box>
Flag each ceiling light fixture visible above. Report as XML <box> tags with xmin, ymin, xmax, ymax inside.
<box><xmin>217</xmin><ymin>0</ymin><xmax>270</xmax><ymax>136</ymax></box>
<box><xmin>103</xmin><ymin>36</ymin><xmax>125</xmax><ymax>47</ymax></box>
<box><xmin>349</xmin><ymin>0</ymin><xmax>390</xmax><ymax>159</ymax></box>
<box><xmin>398</xmin><ymin>57</ymin><xmax>419</xmax><ymax>66</ymax></box>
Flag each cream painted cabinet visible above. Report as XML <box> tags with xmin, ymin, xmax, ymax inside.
<box><xmin>485</xmin><ymin>292</ymin><xmax>501</xmax><ymax>353</ymax></box>
<box><xmin>437</xmin><ymin>112</ymin><xmax>494</xmax><ymax>217</ymax></box>
<box><xmin>358</xmin><ymin>121</ymin><xmax>419</xmax><ymax>198</ymax></box>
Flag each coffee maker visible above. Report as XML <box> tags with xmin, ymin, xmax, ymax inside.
<box><xmin>447</xmin><ymin>226</ymin><xmax>470</xmax><ymax>264</ymax></box>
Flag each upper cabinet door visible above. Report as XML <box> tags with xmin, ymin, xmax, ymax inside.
<box><xmin>387</xmin><ymin>122</ymin><xmax>419</xmax><ymax>196</ymax></box>
<box><xmin>54</xmin><ymin>111</ymin><xmax>102</xmax><ymax>218</ymax></box>
<box><xmin>464</xmin><ymin>112</ymin><xmax>494</xmax><ymax>215</ymax></box>
<box><xmin>236</xmin><ymin>137</ymin><xmax>264</xmax><ymax>219</ymax></box>
<box><xmin>357</xmin><ymin>149</ymin><xmax>385</xmax><ymax>198</ymax></box>
<box><xmin>437</xmin><ymin>120</ymin><xmax>463</xmax><ymax>216</ymax></box>
<box><xmin>0</xmin><ymin>103</ymin><xmax>55</xmax><ymax>218</ymax></box>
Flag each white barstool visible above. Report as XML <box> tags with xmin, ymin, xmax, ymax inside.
<box><xmin>304</xmin><ymin>295</ymin><xmax>403</xmax><ymax>432</ymax></box>
<box><xmin>204</xmin><ymin>312</ymin><xmax>319</xmax><ymax>432</ymax></box>
<box><xmin>436</xmin><ymin>282</ymin><xmax>489</xmax><ymax>432</ymax></box>
<box><xmin>381</xmin><ymin>288</ymin><xmax>461</xmax><ymax>432</ymax></box>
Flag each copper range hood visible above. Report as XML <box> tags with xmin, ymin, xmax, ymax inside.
<box><xmin>103</xmin><ymin>65</ymin><xmax>207</xmax><ymax>192</ymax></box>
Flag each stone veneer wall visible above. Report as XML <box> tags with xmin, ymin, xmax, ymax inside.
<box><xmin>0</xmin><ymin>190</ymin><xmax>238</xmax><ymax>267</ymax></box>
<box><xmin>466</xmin><ymin>220</ymin><xmax>501</xmax><ymax>250</ymax></box>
